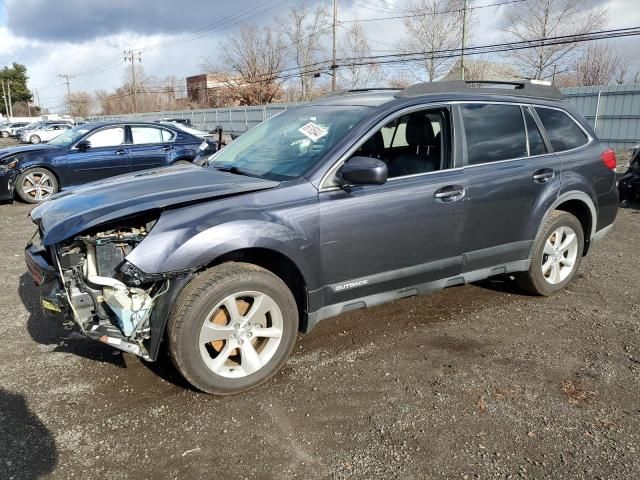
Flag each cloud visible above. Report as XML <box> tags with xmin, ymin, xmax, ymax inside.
<box><xmin>4</xmin><ymin>0</ymin><xmax>263</xmax><ymax>42</ymax></box>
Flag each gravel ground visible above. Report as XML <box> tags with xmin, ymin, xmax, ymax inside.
<box><xmin>0</xmin><ymin>150</ymin><xmax>639</xmax><ymax>479</ymax></box>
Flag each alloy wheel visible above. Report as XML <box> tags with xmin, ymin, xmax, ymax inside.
<box><xmin>22</xmin><ymin>172</ymin><xmax>55</xmax><ymax>201</ymax></box>
<box><xmin>541</xmin><ymin>226</ymin><xmax>579</xmax><ymax>285</ymax></box>
<box><xmin>199</xmin><ymin>291</ymin><xmax>284</xmax><ymax>378</ymax></box>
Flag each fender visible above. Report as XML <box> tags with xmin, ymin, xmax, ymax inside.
<box><xmin>127</xmin><ymin>217</ymin><xmax>319</xmax><ymax>288</ymax></box>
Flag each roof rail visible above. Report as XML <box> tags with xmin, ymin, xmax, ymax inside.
<box><xmin>396</xmin><ymin>80</ymin><xmax>564</xmax><ymax>100</ymax></box>
<box><xmin>320</xmin><ymin>87</ymin><xmax>401</xmax><ymax>98</ymax></box>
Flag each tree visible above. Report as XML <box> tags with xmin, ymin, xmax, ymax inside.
<box><xmin>280</xmin><ymin>4</ymin><xmax>329</xmax><ymax>101</ymax></box>
<box><xmin>0</xmin><ymin>63</ymin><xmax>33</xmax><ymax>116</ymax></box>
<box><xmin>503</xmin><ymin>0</ymin><xmax>606</xmax><ymax>80</ymax></box>
<box><xmin>65</xmin><ymin>91</ymin><xmax>95</xmax><ymax>118</ymax></box>
<box><xmin>338</xmin><ymin>22</ymin><xmax>383</xmax><ymax>89</ymax></box>
<box><xmin>220</xmin><ymin>24</ymin><xmax>286</xmax><ymax>105</ymax></box>
<box><xmin>574</xmin><ymin>43</ymin><xmax>620</xmax><ymax>86</ymax></box>
<box><xmin>398</xmin><ymin>0</ymin><xmax>467</xmax><ymax>82</ymax></box>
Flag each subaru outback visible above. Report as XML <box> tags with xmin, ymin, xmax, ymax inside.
<box><xmin>25</xmin><ymin>80</ymin><xmax>618</xmax><ymax>394</ymax></box>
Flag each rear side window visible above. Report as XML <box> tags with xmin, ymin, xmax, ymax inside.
<box><xmin>461</xmin><ymin>104</ymin><xmax>527</xmax><ymax>164</ymax></box>
<box><xmin>534</xmin><ymin>108</ymin><xmax>588</xmax><ymax>152</ymax></box>
<box><xmin>523</xmin><ymin>108</ymin><xmax>547</xmax><ymax>156</ymax></box>
<box><xmin>131</xmin><ymin>126</ymin><xmax>174</xmax><ymax>144</ymax></box>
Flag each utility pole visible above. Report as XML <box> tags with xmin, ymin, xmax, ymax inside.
<box><xmin>331</xmin><ymin>0</ymin><xmax>338</xmax><ymax>91</ymax></box>
<box><xmin>124</xmin><ymin>50</ymin><xmax>142</xmax><ymax>113</ymax></box>
<box><xmin>1</xmin><ymin>80</ymin><xmax>8</xmax><ymax>119</ymax></box>
<box><xmin>35</xmin><ymin>89</ymin><xmax>42</xmax><ymax>113</ymax></box>
<box><xmin>460</xmin><ymin>0</ymin><xmax>468</xmax><ymax>81</ymax></box>
<box><xmin>59</xmin><ymin>73</ymin><xmax>75</xmax><ymax>116</ymax></box>
<box><xmin>6</xmin><ymin>80</ymin><xmax>13</xmax><ymax>118</ymax></box>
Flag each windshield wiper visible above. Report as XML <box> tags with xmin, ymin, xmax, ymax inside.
<box><xmin>212</xmin><ymin>164</ymin><xmax>254</xmax><ymax>177</ymax></box>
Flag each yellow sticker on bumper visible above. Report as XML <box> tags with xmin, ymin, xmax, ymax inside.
<box><xmin>42</xmin><ymin>299</ymin><xmax>61</xmax><ymax>313</ymax></box>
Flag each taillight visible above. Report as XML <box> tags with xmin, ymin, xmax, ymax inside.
<box><xmin>600</xmin><ymin>148</ymin><xmax>617</xmax><ymax>170</ymax></box>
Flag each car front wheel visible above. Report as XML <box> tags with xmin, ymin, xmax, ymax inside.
<box><xmin>0</xmin><ymin>131</ymin><xmax>8</xmax><ymax>138</ymax></box>
<box><xmin>167</xmin><ymin>262</ymin><xmax>298</xmax><ymax>394</ymax></box>
<box><xmin>516</xmin><ymin>210</ymin><xmax>584</xmax><ymax>296</ymax></box>
<box><xmin>15</xmin><ymin>168</ymin><xmax>59</xmax><ymax>203</ymax></box>
<box><xmin>29</xmin><ymin>135</ymin><xmax>41</xmax><ymax>144</ymax></box>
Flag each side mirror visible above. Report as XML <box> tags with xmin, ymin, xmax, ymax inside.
<box><xmin>339</xmin><ymin>156</ymin><xmax>388</xmax><ymax>186</ymax></box>
<box><xmin>76</xmin><ymin>140</ymin><xmax>91</xmax><ymax>151</ymax></box>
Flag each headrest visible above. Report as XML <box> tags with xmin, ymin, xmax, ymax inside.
<box><xmin>405</xmin><ymin>114</ymin><xmax>435</xmax><ymax>146</ymax></box>
<box><xmin>359</xmin><ymin>130</ymin><xmax>385</xmax><ymax>157</ymax></box>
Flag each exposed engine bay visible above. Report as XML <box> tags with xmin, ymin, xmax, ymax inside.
<box><xmin>54</xmin><ymin>219</ymin><xmax>168</xmax><ymax>359</ymax></box>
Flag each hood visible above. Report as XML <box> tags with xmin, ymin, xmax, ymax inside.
<box><xmin>0</xmin><ymin>144</ymin><xmax>59</xmax><ymax>161</ymax></box>
<box><xmin>31</xmin><ymin>165</ymin><xmax>280</xmax><ymax>246</ymax></box>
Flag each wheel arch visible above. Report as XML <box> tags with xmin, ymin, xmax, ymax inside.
<box><xmin>531</xmin><ymin>191</ymin><xmax>596</xmax><ymax>257</ymax></box>
<box><xmin>209</xmin><ymin>247</ymin><xmax>309</xmax><ymax>331</ymax></box>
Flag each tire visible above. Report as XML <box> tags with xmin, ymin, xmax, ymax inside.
<box><xmin>29</xmin><ymin>135</ymin><xmax>41</xmax><ymax>144</ymax></box>
<box><xmin>167</xmin><ymin>262</ymin><xmax>298</xmax><ymax>394</ymax></box>
<box><xmin>173</xmin><ymin>159</ymin><xmax>193</xmax><ymax>166</ymax></box>
<box><xmin>515</xmin><ymin>210</ymin><xmax>584</xmax><ymax>296</ymax></box>
<box><xmin>15</xmin><ymin>168</ymin><xmax>59</xmax><ymax>204</ymax></box>
<box><xmin>1</xmin><ymin>131</ymin><xmax>8</xmax><ymax>138</ymax></box>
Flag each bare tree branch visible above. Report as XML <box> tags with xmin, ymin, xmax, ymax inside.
<box><xmin>503</xmin><ymin>0</ymin><xmax>607</xmax><ymax>80</ymax></box>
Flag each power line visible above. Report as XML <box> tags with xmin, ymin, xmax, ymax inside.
<box><xmin>341</xmin><ymin>0</ymin><xmax>525</xmax><ymax>23</ymax></box>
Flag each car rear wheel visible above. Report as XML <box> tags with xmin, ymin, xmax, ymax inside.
<box><xmin>29</xmin><ymin>135</ymin><xmax>41</xmax><ymax>144</ymax></box>
<box><xmin>167</xmin><ymin>262</ymin><xmax>298</xmax><ymax>394</ymax></box>
<box><xmin>515</xmin><ymin>210</ymin><xmax>584</xmax><ymax>296</ymax></box>
<box><xmin>15</xmin><ymin>168</ymin><xmax>59</xmax><ymax>204</ymax></box>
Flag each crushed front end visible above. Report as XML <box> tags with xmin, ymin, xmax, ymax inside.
<box><xmin>25</xmin><ymin>216</ymin><xmax>178</xmax><ymax>360</ymax></box>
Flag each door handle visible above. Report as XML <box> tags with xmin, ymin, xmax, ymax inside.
<box><xmin>115</xmin><ymin>149</ymin><xmax>128</xmax><ymax>155</ymax></box>
<box><xmin>533</xmin><ymin>169</ymin><xmax>554</xmax><ymax>183</ymax></box>
<box><xmin>162</xmin><ymin>145</ymin><xmax>173</xmax><ymax>151</ymax></box>
<box><xmin>434</xmin><ymin>185</ymin><xmax>465</xmax><ymax>202</ymax></box>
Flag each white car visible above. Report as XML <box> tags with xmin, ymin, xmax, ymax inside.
<box><xmin>20</xmin><ymin>123</ymin><xmax>73</xmax><ymax>144</ymax></box>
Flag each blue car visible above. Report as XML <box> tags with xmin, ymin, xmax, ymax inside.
<box><xmin>0</xmin><ymin>121</ymin><xmax>203</xmax><ymax>203</ymax></box>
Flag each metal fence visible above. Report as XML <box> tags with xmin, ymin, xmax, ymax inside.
<box><xmin>563</xmin><ymin>84</ymin><xmax>640</xmax><ymax>149</ymax></box>
<box><xmin>89</xmin><ymin>84</ymin><xmax>640</xmax><ymax>149</ymax></box>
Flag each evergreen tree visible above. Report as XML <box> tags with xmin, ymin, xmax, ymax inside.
<box><xmin>0</xmin><ymin>63</ymin><xmax>33</xmax><ymax>115</ymax></box>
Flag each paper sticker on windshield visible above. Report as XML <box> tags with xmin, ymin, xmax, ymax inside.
<box><xmin>298</xmin><ymin>122</ymin><xmax>328</xmax><ymax>142</ymax></box>
<box><xmin>199</xmin><ymin>140</ymin><xmax>208</xmax><ymax>151</ymax></box>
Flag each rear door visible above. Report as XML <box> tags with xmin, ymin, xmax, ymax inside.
<box><xmin>128</xmin><ymin>125</ymin><xmax>176</xmax><ymax>171</ymax></box>
<box><xmin>458</xmin><ymin>102</ymin><xmax>560</xmax><ymax>272</ymax></box>
<box><xmin>62</xmin><ymin>126</ymin><xmax>130</xmax><ymax>186</ymax></box>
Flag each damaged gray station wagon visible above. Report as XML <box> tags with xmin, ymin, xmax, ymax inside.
<box><xmin>25</xmin><ymin>81</ymin><xmax>619</xmax><ymax>394</ymax></box>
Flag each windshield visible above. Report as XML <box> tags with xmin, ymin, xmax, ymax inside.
<box><xmin>207</xmin><ymin>105</ymin><xmax>371</xmax><ymax>180</ymax></box>
<box><xmin>24</xmin><ymin>122</ymin><xmax>43</xmax><ymax>130</ymax></box>
<box><xmin>48</xmin><ymin>125</ymin><xmax>92</xmax><ymax>147</ymax></box>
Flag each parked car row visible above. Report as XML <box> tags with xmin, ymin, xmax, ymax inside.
<box><xmin>0</xmin><ymin>121</ymin><xmax>30</xmax><ymax>138</ymax></box>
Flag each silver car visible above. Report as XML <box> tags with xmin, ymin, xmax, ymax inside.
<box><xmin>20</xmin><ymin>123</ymin><xmax>73</xmax><ymax>144</ymax></box>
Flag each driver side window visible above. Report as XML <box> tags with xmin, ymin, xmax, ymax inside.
<box><xmin>350</xmin><ymin>107</ymin><xmax>451</xmax><ymax>179</ymax></box>
<box><xmin>85</xmin><ymin>127</ymin><xmax>125</xmax><ymax>148</ymax></box>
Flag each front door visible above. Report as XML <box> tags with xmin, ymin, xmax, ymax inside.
<box><xmin>318</xmin><ymin>106</ymin><xmax>466</xmax><ymax>307</ymax></box>
<box><xmin>63</xmin><ymin>126</ymin><xmax>130</xmax><ymax>186</ymax></box>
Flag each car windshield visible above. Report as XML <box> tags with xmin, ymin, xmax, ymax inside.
<box><xmin>207</xmin><ymin>105</ymin><xmax>372</xmax><ymax>181</ymax></box>
<box><xmin>48</xmin><ymin>125</ymin><xmax>93</xmax><ymax>147</ymax></box>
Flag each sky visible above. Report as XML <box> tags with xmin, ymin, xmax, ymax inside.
<box><xmin>0</xmin><ymin>0</ymin><xmax>639</xmax><ymax>113</ymax></box>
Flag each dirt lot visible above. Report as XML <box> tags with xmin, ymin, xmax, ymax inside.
<box><xmin>0</xmin><ymin>184</ymin><xmax>639</xmax><ymax>479</ymax></box>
